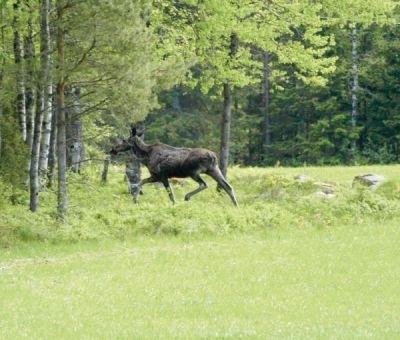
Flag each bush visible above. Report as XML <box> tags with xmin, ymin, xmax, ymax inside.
<box><xmin>0</xmin><ymin>164</ymin><xmax>399</xmax><ymax>246</ymax></box>
<box><xmin>0</xmin><ymin>115</ymin><xmax>29</xmax><ymax>204</ymax></box>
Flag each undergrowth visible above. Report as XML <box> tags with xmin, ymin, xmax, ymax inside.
<box><xmin>1</xmin><ymin>164</ymin><xmax>399</xmax><ymax>246</ymax></box>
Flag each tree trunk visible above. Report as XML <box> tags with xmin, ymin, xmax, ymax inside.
<box><xmin>48</xmin><ymin>97</ymin><xmax>57</xmax><ymax>188</ymax></box>
<box><xmin>351</xmin><ymin>26</ymin><xmax>359</xmax><ymax>158</ymax></box>
<box><xmin>13</xmin><ymin>0</ymin><xmax>26</xmax><ymax>141</ymax></box>
<box><xmin>126</xmin><ymin>121</ymin><xmax>144</xmax><ymax>203</ymax></box>
<box><xmin>56</xmin><ymin>2</ymin><xmax>67</xmax><ymax>220</ymax></box>
<box><xmin>101</xmin><ymin>158</ymin><xmax>110</xmax><ymax>183</ymax></box>
<box><xmin>66</xmin><ymin>87</ymin><xmax>83</xmax><ymax>173</ymax></box>
<box><xmin>246</xmin><ymin>96</ymin><xmax>253</xmax><ymax>164</ymax></box>
<box><xmin>39</xmin><ymin>0</ymin><xmax>53</xmax><ymax>191</ymax></box>
<box><xmin>172</xmin><ymin>85</ymin><xmax>181</xmax><ymax>111</ymax></box>
<box><xmin>24</xmin><ymin>14</ymin><xmax>35</xmax><ymax>154</ymax></box>
<box><xmin>126</xmin><ymin>150</ymin><xmax>141</xmax><ymax>203</ymax></box>
<box><xmin>219</xmin><ymin>33</ymin><xmax>238</xmax><ymax>178</ymax></box>
<box><xmin>261</xmin><ymin>51</ymin><xmax>271</xmax><ymax>160</ymax></box>
<box><xmin>0</xmin><ymin>5</ymin><xmax>4</xmax><ymax>160</ymax></box>
<box><xmin>0</xmin><ymin>70</ymin><xmax>2</xmax><ymax>161</ymax></box>
<box><xmin>219</xmin><ymin>82</ymin><xmax>232</xmax><ymax>178</ymax></box>
<box><xmin>30</xmin><ymin>91</ymin><xmax>44</xmax><ymax>212</ymax></box>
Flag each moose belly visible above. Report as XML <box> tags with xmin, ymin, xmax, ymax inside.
<box><xmin>154</xmin><ymin>161</ymin><xmax>199</xmax><ymax>178</ymax></box>
<box><xmin>163</xmin><ymin>167</ymin><xmax>190</xmax><ymax>178</ymax></box>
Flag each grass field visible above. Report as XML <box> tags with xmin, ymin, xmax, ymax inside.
<box><xmin>1</xmin><ymin>223</ymin><xmax>400</xmax><ymax>338</ymax></box>
<box><xmin>1</xmin><ymin>165</ymin><xmax>399</xmax><ymax>338</ymax></box>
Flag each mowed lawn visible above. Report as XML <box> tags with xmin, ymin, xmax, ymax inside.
<box><xmin>1</xmin><ymin>221</ymin><xmax>399</xmax><ymax>339</ymax></box>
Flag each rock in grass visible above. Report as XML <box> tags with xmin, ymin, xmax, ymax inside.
<box><xmin>353</xmin><ymin>174</ymin><xmax>385</xmax><ymax>191</ymax></box>
<box><xmin>296</xmin><ymin>174</ymin><xmax>336</xmax><ymax>198</ymax></box>
<box><xmin>295</xmin><ymin>174</ymin><xmax>311</xmax><ymax>182</ymax></box>
<box><xmin>314</xmin><ymin>190</ymin><xmax>335</xmax><ymax>199</ymax></box>
<box><xmin>313</xmin><ymin>181</ymin><xmax>336</xmax><ymax>195</ymax></box>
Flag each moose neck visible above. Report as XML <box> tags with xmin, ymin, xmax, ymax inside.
<box><xmin>132</xmin><ymin>136</ymin><xmax>151</xmax><ymax>162</ymax></box>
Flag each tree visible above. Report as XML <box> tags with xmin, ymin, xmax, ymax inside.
<box><xmin>55</xmin><ymin>0</ymin><xmax>67</xmax><ymax>219</ymax></box>
<box><xmin>188</xmin><ymin>0</ymin><xmax>337</xmax><ymax>175</ymax></box>
<box><xmin>50</xmin><ymin>0</ymin><xmax>169</xmax><ymax>218</ymax></box>
<box><xmin>0</xmin><ymin>1</ymin><xmax>5</xmax><ymax>159</ymax></box>
<box><xmin>12</xmin><ymin>0</ymin><xmax>26</xmax><ymax>142</ymax></box>
<box><xmin>261</xmin><ymin>50</ymin><xmax>271</xmax><ymax>160</ymax></box>
<box><xmin>321</xmin><ymin>0</ymin><xmax>396</xmax><ymax>159</ymax></box>
<box><xmin>38</xmin><ymin>0</ymin><xmax>53</xmax><ymax>191</ymax></box>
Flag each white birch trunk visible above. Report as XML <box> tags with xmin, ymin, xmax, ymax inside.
<box><xmin>38</xmin><ymin>0</ymin><xmax>53</xmax><ymax>191</ymax></box>
<box><xmin>48</xmin><ymin>98</ymin><xmax>57</xmax><ymax>188</ymax></box>
<box><xmin>66</xmin><ymin>87</ymin><xmax>83</xmax><ymax>173</ymax></box>
<box><xmin>30</xmin><ymin>91</ymin><xmax>44</xmax><ymax>212</ymax></box>
<box><xmin>56</xmin><ymin>2</ymin><xmax>68</xmax><ymax>220</ymax></box>
<box><xmin>24</xmin><ymin>21</ymin><xmax>35</xmax><ymax>153</ymax></box>
<box><xmin>24</xmin><ymin>13</ymin><xmax>36</xmax><ymax>184</ymax></box>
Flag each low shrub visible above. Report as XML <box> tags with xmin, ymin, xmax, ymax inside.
<box><xmin>1</xmin><ymin>164</ymin><xmax>399</xmax><ymax>246</ymax></box>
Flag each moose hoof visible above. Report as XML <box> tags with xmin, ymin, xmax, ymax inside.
<box><xmin>184</xmin><ymin>195</ymin><xmax>191</xmax><ymax>201</ymax></box>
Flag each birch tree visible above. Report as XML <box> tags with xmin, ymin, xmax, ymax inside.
<box><xmin>321</xmin><ymin>0</ymin><xmax>396</xmax><ymax>159</ymax></box>
<box><xmin>38</xmin><ymin>0</ymin><xmax>53</xmax><ymax>191</ymax></box>
<box><xmin>23</xmin><ymin>4</ymin><xmax>35</xmax><ymax>155</ymax></box>
<box><xmin>50</xmin><ymin>0</ymin><xmax>159</xmax><ymax>218</ymax></box>
<box><xmin>12</xmin><ymin>0</ymin><xmax>26</xmax><ymax>141</ymax></box>
<box><xmin>55</xmin><ymin>0</ymin><xmax>67</xmax><ymax>219</ymax></box>
<box><xmin>30</xmin><ymin>0</ymin><xmax>52</xmax><ymax>211</ymax></box>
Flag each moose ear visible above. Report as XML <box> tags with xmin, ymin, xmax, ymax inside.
<box><xmin>131</xmin><ymin>126</ymin><xmax>137</xmax><ymax>137</ymax></box>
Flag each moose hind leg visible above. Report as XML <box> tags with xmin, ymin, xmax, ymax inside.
<box><xmin>207</xmin><ymin>168</ymin><xmax>239</xmax><ymax>207</ymax></box>
<box><xmin>161</xmin><ymin>178</ymin><xmax>176</xmax><ymax>204</ymax></box>
<box><xmin>185</xmin><ymin>174</ymin><xmax>208</xmax><ymax>201</ymax></box>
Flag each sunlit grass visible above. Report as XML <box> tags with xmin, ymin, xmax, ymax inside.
<box><xmin>0</xmin><ymin>165</ymin><xmax>399</xmax><ymax>338</ymax></box>
<box><xmin>1</xmin><ymin>221</ymin><xmax>399</xmax><ymax>338</ymax></box>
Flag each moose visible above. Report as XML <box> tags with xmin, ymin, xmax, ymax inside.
<box><xmin>110</xmin><ymin>127</ymin><xmax>239</xmax><ymax>207</ymax></box>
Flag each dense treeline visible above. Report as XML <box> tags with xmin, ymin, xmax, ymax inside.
<box><xmin>146</xmin><ymin>22</ymin><xmax>400</xmax><ymax>166</ymax></box>
<box><xmin>0</xmin><ymin>0</ymin><xmax>398</xmax><ymax>218</ymax></box>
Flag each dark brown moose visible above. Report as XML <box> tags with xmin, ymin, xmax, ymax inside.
<box><xmin>110</xmin><ymin>127</ymin><xmax>239</xmax><ymax>206</ymax></box>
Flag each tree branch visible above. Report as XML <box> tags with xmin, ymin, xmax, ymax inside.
<box><xmin>66</xmin><ymin>37</ymin><xmax>96</xmax><ymax>78</ymax></box>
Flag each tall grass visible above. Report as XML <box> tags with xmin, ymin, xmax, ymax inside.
<box><xmin>1</xmin><ymin>164</ymin><xmax>399</xmax><ymax>246</ymax></box>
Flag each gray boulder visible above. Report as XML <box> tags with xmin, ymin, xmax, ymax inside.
<box><xmin>353</xmin><ymin>174</ymin><xmax>385</xmax><ymax>191</ymax></box>
<box><xmin>295</xmin><ymin>174</ymin><xmax>311</xmax><ymax>182</ymax></box>
<box><xmin>314</xmin><ymin>190</ymin><xmax>335</xmax><ymax>199</ymax></box>
<box><xmin>296</xmin><ymin>174</ymin><xmax>336</xmax><ymax>198</ymax></box>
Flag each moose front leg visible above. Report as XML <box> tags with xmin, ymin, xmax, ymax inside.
<box><xmin>161</xmin><ymin>178</ymin><xmax>176</xmax><ymax>204</ymax></box>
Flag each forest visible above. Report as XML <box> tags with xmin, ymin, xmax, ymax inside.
<box><xmin>0</xmin><ymin>0</ymin><xmax>399</xmax><ymax>217</ymax></box>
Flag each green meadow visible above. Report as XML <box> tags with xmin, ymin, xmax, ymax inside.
<box><xmin>1</xmin><ymin>165</ymin><xmax>399</xmax><ymax>338</ymax></box>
